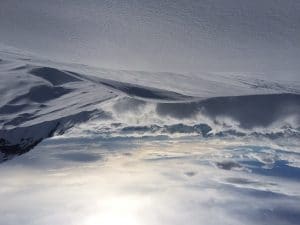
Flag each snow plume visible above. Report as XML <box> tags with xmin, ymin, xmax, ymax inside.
<box><xmin>66</xmin><ymin>95</ymin><xmax>300</xmax><ymax>140</ymax></box>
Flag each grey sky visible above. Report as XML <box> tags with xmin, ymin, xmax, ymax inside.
<box><xmin>1</xmin><ymin>0</ymin><xmax>299</xmax><ymax>77</ymax></box>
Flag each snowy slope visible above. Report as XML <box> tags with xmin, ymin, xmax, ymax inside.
<box><xmin>0</xmin><ymin>48</ymin><xmax>300</xmax><ymax>161</ymax></box>
<box><xmin>1</xmin><ymin>0</ymin><xmax>300</xmax><ymax>73</ymax></box>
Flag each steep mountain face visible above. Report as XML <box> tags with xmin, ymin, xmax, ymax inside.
<box><xmin>0</xmin><ymin>49</ymin><xmax>300</xmax><ymax>161</ymax></box>
<box><xmin>0</xmin><ymin>53</ymin><xmax>116</xmax><ymax>160</ymax></box>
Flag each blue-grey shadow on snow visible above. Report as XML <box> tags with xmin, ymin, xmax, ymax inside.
<box><xmin>55</xmin><ymin>152</ymin><xmax>102</xmax><ymax>163</ymax></box>
<box><xmin>222</xmin><ymin>145</ymin><xmax>300</xmax><ymax>181</ymax></box>
<box><xmin>156</xmin><ymin>94</ymin><xmax>300</xmax><ymax>129</ymax></box>
<box><xmin>221</xmin><ymin>181</ymin><xmax>300</xmax><ymax>225</ymax></box>
<box><xmin>242</xmin><ymin>160</ymin><xmax>300</xmax><ymax>181</ymax></box>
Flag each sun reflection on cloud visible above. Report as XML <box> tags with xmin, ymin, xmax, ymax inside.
<box><xmin>0</xmin><ymin>137</ymin><xmax>299</xmax><ymax>225</ymax></box>
<box><xmin>84</xmin><ymin>195</ymin><xmax>149</xmax><ymax>225</ymax></box>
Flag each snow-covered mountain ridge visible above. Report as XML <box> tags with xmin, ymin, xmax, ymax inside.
<box><xmin>0</xmin><ymin>49</ymin><xmax>299</xmax><ymax>161</ymax></box>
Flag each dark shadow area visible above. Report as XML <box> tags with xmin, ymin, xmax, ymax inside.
<box><xmin>29</xmin><ymin>67</ymin><xmax>81</xmax><ymax>85</ymax></box>
<box><xmin>8</xmin><ymin>85</ymin><xmax>72</xmax><ymax>104</ymax></box>
<box><xmin>216</xmin><ymin>161</ymin><xmax>243</xmax><ymax>170</ymax></box>
<box><xmin>119</xmin><ymin>123</ymin><xmax>212</xmax><ymax>136</ymax></box>
<box><xmin>184</xmin><ymin>171</ymin><xmax>196</xmax><ymax>177</ymax></box>
<box><xmin>226</xmin><ymin>177</ymin><xmax>258</xmax><ymax>185</ymax></box>
<box><xmin>242</xmin><ymin>160</ymin><xmax>300</xmax><ymax>181</ymax></box>
<box><xmin>0</xmin><ymin>103</ymin><xmax>30</xmax><ymax>114</ymax></box>
<box><xmin>99</xmin><ymin>79</ymin><xmax>194</xmax><ymax>101</ymax></box>
<box><xmin>3</xmin><ymin>112</ymin><xmax>38</xmax><ymax>126</ymax></box>
<box><xmin>0</xmin><ymin>122</ymin><xmax>59</xmax><ymax>162</ymax></box>
<box><xmin>0</xmin><ymin>109</ymin><xmax>100</xmax><ymax>162</ymax></box>
<box><xmin>156</xmin><ymin>94</ymin><xmax>300</xmax><ymax>129</ymax></box>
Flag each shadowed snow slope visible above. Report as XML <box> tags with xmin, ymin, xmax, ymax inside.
<box><xmin>0</xmin><ymin>49</ymin><xmax>300</xmax><ymax>161</ymax></box>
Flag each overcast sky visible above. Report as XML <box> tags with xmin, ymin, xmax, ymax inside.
<box><xmin>1</xmin><ymin>0</ymin><xmax>299</xmax><ymax>77</ymax></box>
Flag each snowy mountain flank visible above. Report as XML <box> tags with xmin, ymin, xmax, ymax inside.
<box><xmin>0</xmin><ymin>49</ymin><xmax>300</xmax><ymax>161</ymax></box>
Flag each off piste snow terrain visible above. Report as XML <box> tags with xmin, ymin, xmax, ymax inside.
<box><xmin>0</xmin><ymin>47</ymin><xmax>300</xmax><ymax>161</ymax></box>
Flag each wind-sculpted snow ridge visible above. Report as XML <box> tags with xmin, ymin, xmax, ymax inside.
<box><xmin>0</xmin><ymin>49</ymin><xmax>300</xmax><ymax>161</ymax></box>
<box><xmin>64</xmin><ymin>95</ymin><xmax>300</xmax><ymax>141</ymax></box>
